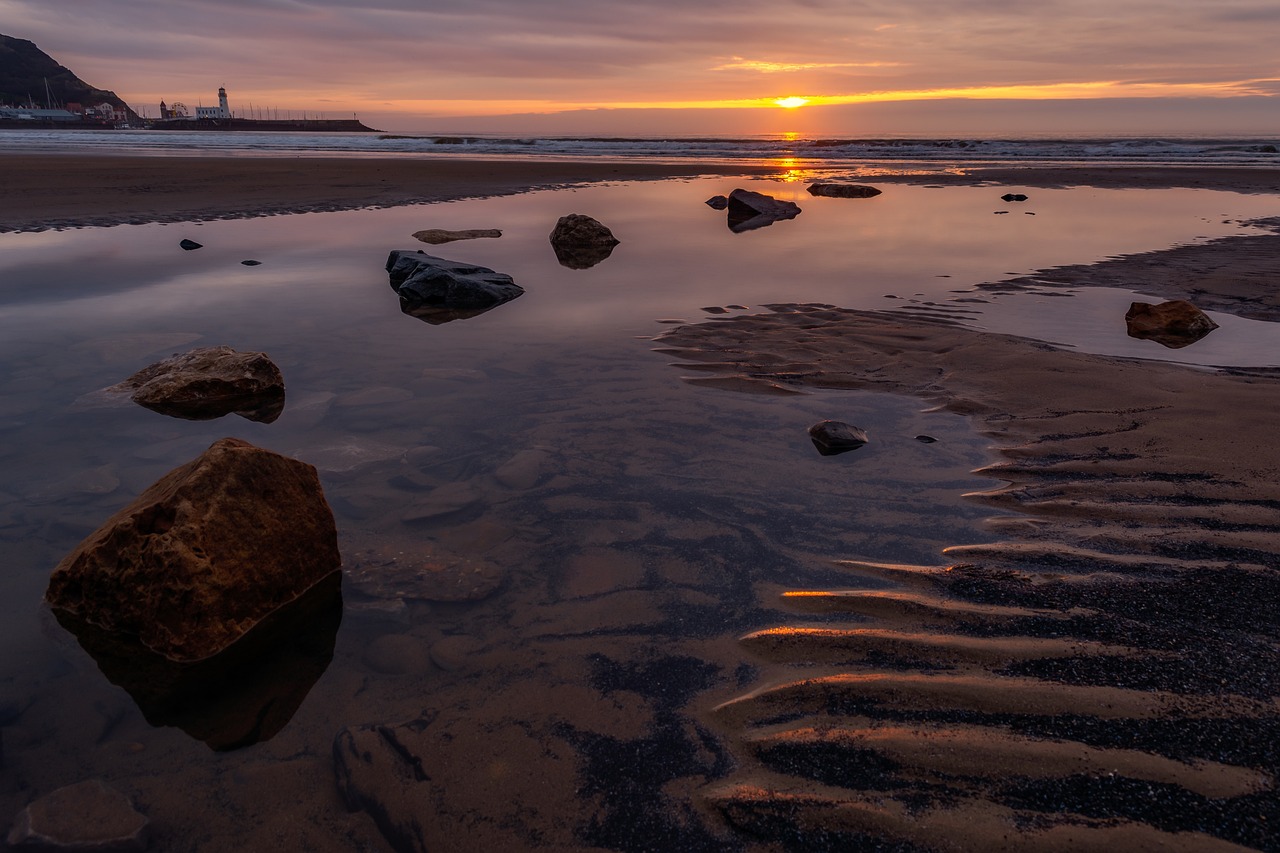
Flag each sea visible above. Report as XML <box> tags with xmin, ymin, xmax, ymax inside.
<box><xmin>2</xmin><ymin>128</ymin><xmax>1279</xmax><ymax>169</ymax></box>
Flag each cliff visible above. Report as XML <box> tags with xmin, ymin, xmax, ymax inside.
<box><xmin>0</xmin><ymin>33</ymin><xmax>137</xmax><ymax>119</ymax></box>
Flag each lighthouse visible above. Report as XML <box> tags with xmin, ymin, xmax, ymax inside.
<box><xmin>217</xmin><ymin>87</ymin><xmax>229</xmax><ymax>118</ymax></box>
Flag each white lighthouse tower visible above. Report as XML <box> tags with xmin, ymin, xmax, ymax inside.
<box><xmin>217</xmin><ymin>86</ymin><xmax>229</xmax><ymax>118</ymax></box>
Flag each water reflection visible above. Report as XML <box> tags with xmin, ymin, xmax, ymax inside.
<box><xmin>53</xmin><ymin>572</ymin><xmax>342</xmax><ymax>751</ymax></box>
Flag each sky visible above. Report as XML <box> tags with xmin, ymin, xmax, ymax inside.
<box><xmin>3</xmin><ymin>0</ymin><xmax>1278</xmax><ymax>135</ymax></box>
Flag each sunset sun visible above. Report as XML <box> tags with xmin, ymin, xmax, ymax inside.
<box><xmin>773</xmin><ymin>96</ymin><xmax>809</xmax><ymax>109</ymax></box>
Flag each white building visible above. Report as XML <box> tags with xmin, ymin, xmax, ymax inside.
<box><xmin>195</xmin><ymin>87</ymin><xmax>231</xmax><ymax>120</ymax></box>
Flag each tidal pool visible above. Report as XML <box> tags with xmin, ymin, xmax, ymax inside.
<box><xmin>0</xmin><ymin>177</ymin><xmax>1275</xmax><ymax>850</ymax></box>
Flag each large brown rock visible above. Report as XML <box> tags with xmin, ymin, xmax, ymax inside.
<box><xmin>113</xmin><ymin>345</ymin><xmax>285</xmax><ymax>423</ymax></box>
<box><xmin>46</xmin><ymin>438</ymin><xmax>340</xmax><ymax>662</ymax></box>
<box><xmin>1125</xmin><ymin>299</ymin><xmax>1219</xmax><ymax>348</ymax></box>
<box><xmin>726</xmin><ymin>188</ymin><xmax>801</xmax><ymax>233</ymax></box>
<box><xmin>548</xmin><ymin>213</ymin><xmax>619</xmax><ymax>269</ymax></box>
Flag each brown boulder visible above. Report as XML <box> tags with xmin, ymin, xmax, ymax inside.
<box><xmin>113</xmin><ymin>345</ymin><xmax>285</xmax><ymax>423</ymax></box>
<box><xmin>807</xmin><ymin>183</ymin><xmax>883</xmax><ymax>199</ymax></box>
<box><xmin>1125</xmin><ymin>300</ymin><xmax>1219</xmax><ymax>348</ymax></box>
<box><xmin>46</xmin><ymin>438</ymin><xmax>341</xmax><ymax>662</ymax></box>
<box><xmin>548</xmin><ymin>214</ymin><xmax>619</xmax><ymax>269</ymax></box>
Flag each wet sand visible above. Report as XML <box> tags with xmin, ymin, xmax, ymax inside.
<box><xmin>656</xmin><ymin>188</ymin><xmax>1280</xmax><ymax>848</ymax></box>
<box><xmin>0</xmin><ymin>154</ymin><xmax>771</xmax><ymax>232</ymax></box>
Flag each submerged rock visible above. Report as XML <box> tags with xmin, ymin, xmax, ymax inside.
<box><xmin>807</xmin><ymin>183</ymin><xmax>882</xmax><ymax>199</ymax></box>
<box><xmin>7</xmin><ymin>780</ymin><xmax>148</xmax><ymax>852</ymax></box>
<box><xmin>807</xmin><ymin>420</ymin><xmax>869</xmax><ymax>456</ymax></box>
<box><xmin>386</xmin><ymin>250</ymin><xmax>524</xmax><ymax>311</ymax></box>
<box><xmin>548</xmin><ymin>214</ymin><xmax>620</xmax><ymax>269</ymax></box>
<box><xmin>411</xmin><ymin>228</ymin><xmax>502</xmax><ymax>245</ymax></box>
<box><xmin>726</xmin><ymin>189</ymin><xmax>801</xmax><ymax>233</ymax></box>
<box><xmin>46</xmin><ymin>437</ymin><xmax>341</xmax><ymax>662</ymax></box>
<box><xmin>111</xmin><ymin>345</ymin><xmax>285</xmax><ymax>423</ymax></box>
<box><xmin>1125</xmin><ymin>299</ymin><xmax>1219</xmax><ymax>348</ymax></box>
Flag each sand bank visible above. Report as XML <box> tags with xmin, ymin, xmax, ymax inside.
<box><xmin>0</xmin><ymin>154</ymin><xmax>771</xmax><ymax>232</ymax></box>
<box><xmin>656</xmin><ymin>190</ymin><xmax>1280</xmax><ymax>847</ymax></box>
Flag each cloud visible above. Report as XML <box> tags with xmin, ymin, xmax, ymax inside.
<box><xmin>2</xmin><ymin>0</ymin><xmax>1276</xmax><ymax>128</ymax></box>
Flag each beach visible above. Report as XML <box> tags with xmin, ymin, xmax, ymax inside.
<box><xmin>0</xmin><ymin>154</ymin><xmax>772</xmax><ymax>232</ymax></box>
<box><xmin>2</xmin><ymin>153</ymin><xmax>1278</xmax><ymax>850</ymax></box>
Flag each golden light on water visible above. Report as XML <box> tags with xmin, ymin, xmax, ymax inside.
<box><xmin>773</xmin><ymin>96</ymin><xmax>810</xmax><ymax>109</ymax></box>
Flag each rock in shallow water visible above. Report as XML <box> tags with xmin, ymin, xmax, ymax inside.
<box><xmin>46</xmin><ymin>437</ymin><xmax>341</xmax><ymax>662</ymax></box>
<box><xmin>807</xmin><ymin>420</ymin><xmax>869</xmax><ymax>456</ymax></box>
<box><xmin>111</xmin><ymin>345</ymin><xmax>285</xmax><ymax>423</ymax></box>
<box><xmin>726</xmin><ymin>188</ymin><xmax>801</xmax><ymax>233</ymax></box>
<box><xmin>807</xmin><ymin>183</ymin><xmax>882</xmax><ymax>198</ymax></box>
<box><xmin>1125</xmin><ymin>299</ymin><xmax>1219</xmax><ymax>348</ymax></box>
<box><xmin>7</xmin><ymin>779</ymin><xmax>148</xmax><ymax>852</ymax></box>
<box><xmin>548</xmin><ymin>213</ymin><xmax>620</xmax><ymax>269</ymax></box>
<box><xmin>386</xmin><ymin>250</ymin><xmax>524</xmax><ymax>311</ymax></box>
<box><xmin>411</xmin><ymin>228</ymin><xmax>502</xmax><ymax>245</ymax></box>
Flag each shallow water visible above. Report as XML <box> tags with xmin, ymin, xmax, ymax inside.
<box><xmin>1</xmin><ymin>177</ymin><xmax>1277</xmax><ymax>849</ymax></box>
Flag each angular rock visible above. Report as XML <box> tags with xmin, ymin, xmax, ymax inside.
<box><xmin>46</xmin><ymin>437</ymin><xmax>341</xmax><ymax>662</ymax></box>
<box><xmin>411</xmin><ymin>228</ymin><xmax>502</xmax><ymax>245</ymax></box>
<box><xmin>111</xmin><ymin>346</ymin><xmax>285</xmax><ymax>423</ymax></box>
<box><xmin>1001</xmin><ymin>193</ymin><xmax>1029</xmax><ymax>202</ymax></box>
<box><xmin>7</xmin><ymin>780</ymin><xmax>148</xmax><ymax>852</ymax></box>
<box><xmin>705</xmin><ymin>195</ymin><xmax>729</xmax><ymax>210</ymax></box>
<box><xmin>808</xmin><ymin>420</ymin><xmax>869</xmax><ymax>456</ymax></box>
<box><xmin>807</xmin><ymin>183</ymin><xmax>882</xmax><ymax>199</ymax></box>
<box><xmin>726</xmin><ymin>188</ymin><xmax>801</xmax><ymax>233</ymax></box>
<box><xmin>548</xmin><ymin>213</ymin><xmax>620</xmax><ymax>269</ymax></box>
<box><xmin>386</xmin><ymin>250</ymin><xmax>524</xmax><ymax>312</ymax></box>
<box><xmin>1125</xmin><ymin>299</ymin><xmax>1219</xmax><ymax>349</ymax></box>
<box><xmin>178</xmin><ymin>239</ymin><xmax>202</xmax><ymax>251</ymax></box>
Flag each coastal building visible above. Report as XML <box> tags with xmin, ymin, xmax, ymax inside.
<box><xmin>194</xmin><ymin>87</ymin><xmax>231</xmax><ymax>120</ymax></box>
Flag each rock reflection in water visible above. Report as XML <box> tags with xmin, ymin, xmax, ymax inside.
<box><xmin>53</xmin><ymin>572</ymin><xmax>342</xmax><ymax>751</ymax></box>
<box><xmin>398</xmin><ymin>298</ymin><xmax>503</xmax><ymax>325</ymax></box>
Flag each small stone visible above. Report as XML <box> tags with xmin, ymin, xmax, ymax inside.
<box><xmin>1001</xmin><ymin>193</ymin><xmax>1029</xmax><ymax>202</ymax></box>
<box><xmin>807</xmin><ymin>420</ymin><xmax>869</xmax><ymax>456</ymax></box>
<box><xmin>705</xmin><ymin>195</ymin><xmax>728</xmax><ymax>210</ymax></box>
<box><xmin>493</xmin><ymin>449</ymin><xmax>552</xmax><ymax>491</ymax></box>
<box><xmin>179</xmin><ymin>239</ymin><xmax>202</xmax><ymax>251</ymax></box>
<box><xmin>915</xmin><ymin>435</ymin><xmax>938</xmax><ymax>443</ymax></box>
<box><xmin>1125</xmin><ymin>299</ymin><xmax>1219</xmax><ymax>348</ymax></box>
<box><xmin>7</xmin><ymin>779</ymin><xmax>148</xmax><ymax>852</ymax></box>
<box><xmin>240</xmin><ymin>260</ymin><xmax>261</xmax><ymax>266</ymax></box>
<box><xmin>411</xmin><ymin>228</ymin><xmax>502</xmax><ymax>245</ymax></box>
<box><xmin>807</xmin><ymin>183</ymin><xmax>882</xmax><ymax>198</ymax></box>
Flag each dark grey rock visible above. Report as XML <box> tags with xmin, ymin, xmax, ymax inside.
<box><xmin>548</xmin><ymin>214</ymin><xmax>620</xmax><ymax>269</ymax></box>
<box><xmin>178</xmin><ymin>239</ymin><xmax>202</xmax><ymax>251</ymax></box>
<box><xmin>386</xmin><ymin>251</ymin><xmax>524</xmax><ymax>311</ymax></box>
<box><xmin>726</xmin><ymin>189</ymin><xmax>801</xmax><ymax>233</ymax></box>
<box><xmin>705</xmin><ymin>195</ymin><xmax>729</xmax><ymax>209</ymax></box>
<box><xmin>1000</xmin><ymin>193</ymin><xmax>1029</xmax><ymax>202</ymax></box>
<box><xmin>915</xmin><ymin>435</ymin><xmax>938</xmax><ymax>443</ymax></box>
<box><xmin>807</xmin><ymin>183</ymin><xmax>882</xmax><ymax>198</ymax></box>
<box><xmin>7</xmin><ymin>780</ymin><xmax>148</xmax><ymax>852</ymax></box>
<box><xmin>808</xmin><ymin>420</ymin><xmax>869</xmax><ymax>456</ymax></box>
<box><xmin>240</xmin><ymin>260</ymin><xmax>261</xmax><ymax>266</ymax></box>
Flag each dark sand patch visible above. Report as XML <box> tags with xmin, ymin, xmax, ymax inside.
<box><xmin>656</xmin><ymin>226</ymin><xmax>1280</xmax><ymax>851</ymax></box>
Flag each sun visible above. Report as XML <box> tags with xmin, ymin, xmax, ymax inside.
<box><xmin>773</xmin><ymin>96</ymin><xmax>809</xmax><ymax>109</ymax></box>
